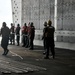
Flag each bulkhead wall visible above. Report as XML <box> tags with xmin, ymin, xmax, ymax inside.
<box><xmin>12</xmin><ymin>0</ymin><xmax>75</xmax><ymax>50</ymax></box>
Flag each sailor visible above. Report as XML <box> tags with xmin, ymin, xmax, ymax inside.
<box><xmin>0</xmin><ymin>22</ymin><xmax>10</xmax><ymax>55</ymax></box>
<box><xmin>15</xmin><ymin>24</ymin><xmax>20</xmax><ymax>46</ymax></box>
<box><xmin>44</xmin><ymin>20</ymin><xmax>55</xmax><ymax>59</ymax></box>
<box><xmin>10</xmin><ymin>23</ymin><xmax>15</xmax><ymax>45</ymax></box>
<box><xmin>42</xmin><ymin>21</ymin><xmax>47</xmax><ymax>54</ymax></box>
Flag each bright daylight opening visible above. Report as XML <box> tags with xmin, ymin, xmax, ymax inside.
<box><xmin>0</xmin><ymin>0</ymin><xmax>12</xmax><ymax>29</ymax></box>
<box><xmin>0</xmin><ymin>0</ymin><xmax>12</xmax><ymax>41</ymax></box>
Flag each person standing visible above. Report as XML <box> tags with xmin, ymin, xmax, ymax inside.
<box><xmin>0</xmin><ymin>22</ymin><xmax>10</xmax><ymax>55</ymax></box>
<box><xmin>26</xmin><ymin>22</ymin><xmax>31</xmax><ymax>48</ymax></box>
<box><xmin>21</xmin><ymin>23</ymin><xmax>28</xmax><ymax>47</ymax></box>
<box><xmin>15</xmin><ymin>24</ymin><xmax>20</xmax><ymax>46</ymax></box>
<box><xmin>10</xmin><ymin>23</ymin><xmax>15</xmax><ymax>45</ymax></box>
<box><xmin>29</xmin><ymin>22</ymin><xmax>35</xmax><ymax>50</ymax></box>
<box><xmin>44</xmin><ymin>20</ymin><xmax>55</xmax><ymax>59</ymax></box>
<box><xmin>42</xmin><ymin>21</ymin><xmax>47</xmax><ymax>54</ymax></box>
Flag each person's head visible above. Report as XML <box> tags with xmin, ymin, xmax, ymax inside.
<box><xmin>24</xmin><ymin>23</ymin><xmax>27</xmax><ymax>26</ymax></box>
<box><xmin>17</xmin><ymin>24</ymin><xmax>20</xmax><ymax>27</ymax></box>
<box><xmin>30</xmin><ymin>22</ymin><xmax>33</xmax><ymax>27</ymax></box>
<box><xmin>44</xmin><ymin>21</ymin><xmax>47</xmax><ymax>27</ymax></box>
<box><xmin>11</xmin><ymin>23</ymin><xmax>13</xmax><ymax>26</ymax></box>
<box><xmin>48</xmin><ymin>20</ymin><xmax>52</xmax><ymax>26</ymax></box>
<box><xmin>2</xmin><ymin>22</ymin><xmax>6</xmax><ymax>27</ymax></box>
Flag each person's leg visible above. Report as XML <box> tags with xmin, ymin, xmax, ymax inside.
<box><xmin>50</xmin><ymin>39</ymin><xmax>55</xmax><ymax>59</ymax></box>
<box><xmin>4</xmin><ymin>38</ymin><xmax>9</xmax><ymax>55</ymax></box>
<box><xmin>45</xmin><ymin>46</ymin><xmax>49</xmax><ymax>58</ymax></box>
<box><xmin>10</xmin><ymin>34</ymin><xmax>12</xmax><ymax>44</ymax></box>
<box><xmin>16</xmin><ymin>35</ymin><xmax>18</xmax><ymax>45</ymax></box>
<box><xmin>4</xmin><ymin>47</ymin><xmax>9</xmax><ymax>55</ymax></box>
<box><xmin>29</xmin><ymin>38</ymin><xmax>33</xmax><ymax>50</ymax></box>
<box><xmin>1</xmin><ymin>38</ymin><xmax>6</xmax><ymax>55</ymax></box>
<box><xmin>51</xmin><ymin>45</ymin><xmax>55</xmax><ymax>59</ymax></box>
<box><xmin>17</xmin><ymin>36</ymin><xmax>20</xmax><ymax>46</ymax></box>
<box><xmin>1</xmin><ymin>38</ymin><xmax>9</xmax><ymax>55</ymax></box>
<box><xmin>25</xmin><ymin>36</ymin><xmax>29</xmax><ymax>48</ymax></box>
<box><xmin>44</xmin><ymin>39</ymin><xmax>50</xmax><ymax>59</ymax></box>
<box><xmin>22</xmin><ymin>35</ymin><xmax>25</xmax><ymax>47</ymax></box>
<box><xmin>31</xmin><ymin>39</ymin><xmax>33</xmax><ymax>49</ymax></box>
<box><xmin>13</xmin><ymin>34</ymin><xmax>15</xmax><ymax>45</ymax></box>
<box><xmin>25</xmin><ymin>36</ymin><xmax>27</xmax><ymax>47</ymax></box>
<box><xmin>43</xmin><ymin>38</ymin><xmax>47</xmax><ymax>54</ymax></box>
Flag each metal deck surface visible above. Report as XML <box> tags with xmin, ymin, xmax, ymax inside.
<box><xmin>0</xmin><ymin>45</ymin><xmax>75</xmax><ymax>75</ymax></box>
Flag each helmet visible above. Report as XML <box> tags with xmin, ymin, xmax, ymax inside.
<box><xmin>44</xmin><ymin>21</ymin><xmax>47</xmax><ymax>26</ymax></box>
<box><xmin>48</xmin><ymin>20</ymin><xmax>52</xmax><ymax>25</ymax></box>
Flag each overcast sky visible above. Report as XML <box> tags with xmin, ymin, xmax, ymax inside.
<box><xmin>0</xmin><ymin>0</ymin><xmax>12</xmax><ymax>28</ymax></box>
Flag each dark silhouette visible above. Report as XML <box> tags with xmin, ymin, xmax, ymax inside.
<box><xmin>15</xmin><ymin>24</ymin><xmax>20</xmax><ymax>46</ymax></box>
<box><xmin>29</xmin><ymin>22</ymin><xmax>35</xmax><ymax>50</ymax></box>
<box><xmin>42</xmin><ymin>21</ymin><xmax>47</xmax><ymax>54</ymax></box>
<box><xmin>10</xmin><ymin>23</ymin><xmax>15</xmax><ymax>45</ymax></box>
<box><xmin>0</xmin><ymin>22</ymin><xmax>10</xmax><ymax>55</ymax></box>
<box><xmin>44</xmin><ymin>20</ymin><xmax>55</xmax><ymax>59</ymax></box>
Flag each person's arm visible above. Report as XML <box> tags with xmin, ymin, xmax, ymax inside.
<box><xmin>0</xmin><ymin>28</ymin><xmax>2</xmax><ymax>36</ymax></box>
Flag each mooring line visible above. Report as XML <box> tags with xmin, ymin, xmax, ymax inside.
<box><xmin>10</xmin><ymin>51</ymin><xmax>23</xmax><ymax>60</ymax></box>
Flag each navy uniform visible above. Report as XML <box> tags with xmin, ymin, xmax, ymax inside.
<box><xmin>0</xmin><ymin>22</ymin><xmax>10</xmax><ymax>55</ymax></box>
<box><xmin>15</xmin><ymin>24</ymin><xmax>20</xmax><ymax>46</ymax></box>
<box><xmin>44</xmin><ymin>20</ymin><xmax>55</xmax><ymax>59</ymax></box>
